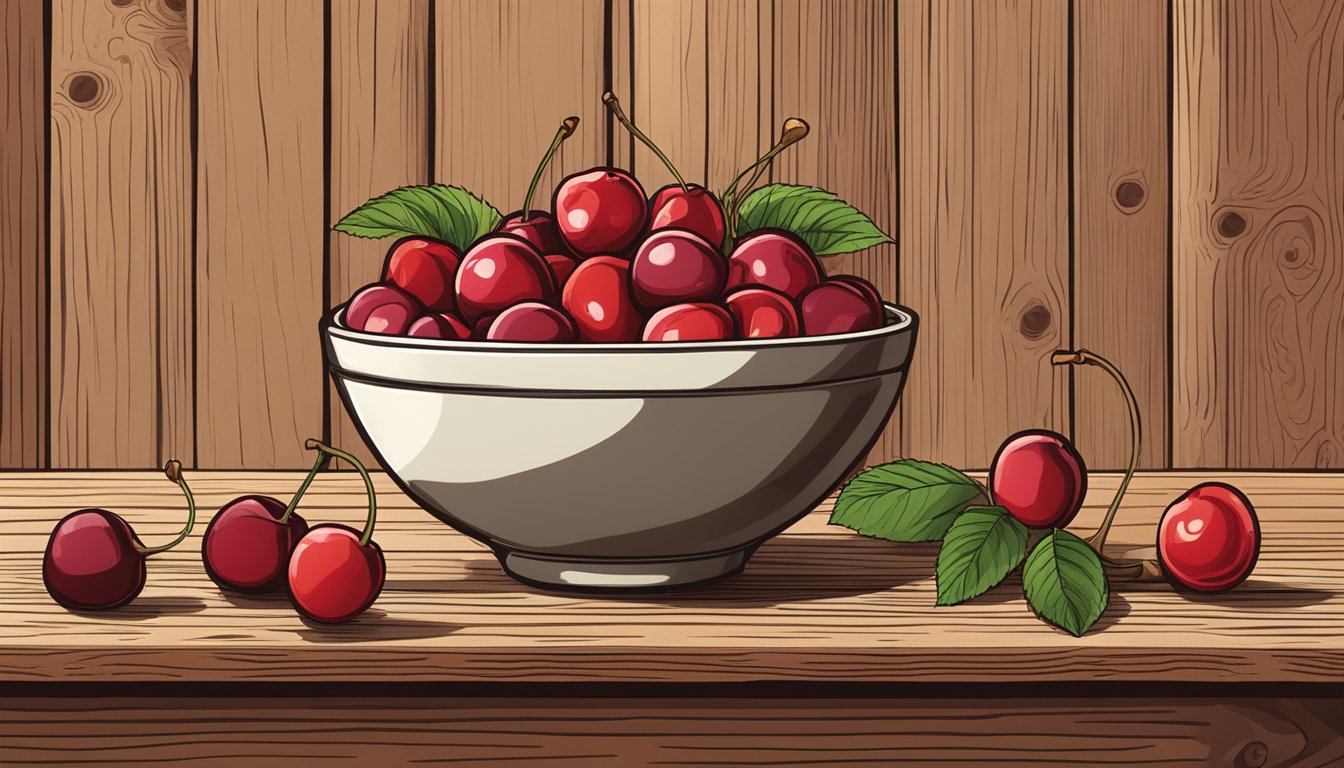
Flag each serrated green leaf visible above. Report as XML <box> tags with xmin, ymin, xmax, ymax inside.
<box><xmin>1022</xmin><ymin>529</ymin><xmax>1109</xmax><ymax>637</ymax></box>
<box><xmin>830</xmin><ymin>460</ymin><xmax>986</xmax><ymax>542</ymax></box>
<box><xmin>736</xmin><ymin>184</ymin><xmax>893</xmax><ymax>256</ymax></box>
<box><xmin>935</xmin><ymin>506</ymin><xmax>1029</xmax><ymax>606</ymax></box>
<box><xmin>334</xmin><ymin>185</ymin><xmax>502</xmax><ymax>251</ymax></box>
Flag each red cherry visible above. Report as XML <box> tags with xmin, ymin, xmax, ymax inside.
<box><xmin>544</xmin><ymin>253</ymin><xmax>579</xmax><ymax>286</ymax></box>
<box><xmin>201</xmin><ymin>495</ymin><xmax>308</xmax><ymax>594</ymax></box>
<box><xmin>989</xmin><ymin>430</ymin><xmax>1088</xmax><ymax>529</ymax></box>
<box><xmin>562</xmin><ymin>256</ymin><xmax>644</xmax><ymax>342</ymax></box>
<box><xmin>553</xmin><ymin>167</ymin><xmax>648</xmax><ymax>256</ymax></box>
<box><xmin>642</xmin><ymin>302</ymin><xmax>734</xmax><ymax>342</ymax></box>
<box><xmin>630</xmin><ymin>229</ymin><xmax>727</xmax><ymax>310</ymax></box>
<box><xmin>725</xmin><ymin>286</ymin><xmax>800</xmax><ymax>338</ymax></box>
<box><xmin>727</xmin><ymin>230</ymin><xmax>823</xmax><ymax>298</ymax></box>
<box><xmin>498</xmin><ymin>210</ymin><xmax>568</xmax><ymax>254</ymax></box>
<box><xmin>382</xmin><ymin>236</ymin><xmax>461</xmax><ymax>312</ymax></box>
<box><xmin>487</xmin><ymin>301</ymin><xmax>578</xmax><ymax>342</ymax></box>
<box><xmin>454</xmin><ymin>234</ymin><xmax>557</xmax><ymax>322</ymax></box>
<box><xmin>345</xmin><ymin>283</ymin><xmax>421</xmax><ymax>335</ymax></box>
<box><xmin>649</xmin><ymin>184</ymin><xmax>726</xmax><ymax>248</ymax></box>
<box><xmin>287</xmin><ymin>524</ymin><xmax>385</xmax><ymax>623</ymax></box>
<box><xmin>472</xmin><ymin>313</ymin><xmax>496</xmax><ymax>340</ymax></box>
<box><xmin>407</xmin><ymin>313</ymin><xmax>472</xmax><ymax>340</ymax></box>
<box><xmin>797</xmin><ymin>278</ymin><xmax>884</xmax><ymax>336</ymax></box>
<box><xmin>1157</xmin><ymin>483</ymin><xmax>1260</xmax><ymax>592</ymax></box>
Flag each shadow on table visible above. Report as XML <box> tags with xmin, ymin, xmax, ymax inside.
<box><xmin>70</xmin><ymin>595</ymin><xmax>208</xmax><ymax>621</ymax></box>
<box><xmin>1163</xmin><ymin>579</ymin><xmax>1335</xmax><ymax>609</ymax></box>
<box><xmin>296</xmin><ymin>608</ymin><xmax>460</xmax><ymax>643</ymax></box>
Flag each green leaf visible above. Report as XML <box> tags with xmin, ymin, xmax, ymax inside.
<box><xmin>830</xmin><ymin>460</ymin><xmax>986</xmax><ymax>542</ymax></box>
<box><xmin>935</xmin><ymin>506</ymin><xmax>1029</xmax><ymax>606</ymax></box>
<box><xmin>1022</xmin><ymin>529</ymin><xmax>1109</xmax><ymax>637</ymax></box>
<box><xmin>334</xmin><ymin>185</ymin><xmax>502</xmax><ymax>251</ymax></box>
<box><xmin>736</xmin><ymin>183</ymin><xmax>893</xmax><ymax>256</ymax></box>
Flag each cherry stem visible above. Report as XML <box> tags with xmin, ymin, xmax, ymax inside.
<box><xmin>136</xmin><ymin>460</ymin><xmax>197</xmax><ymax>556</ymax></box>
<box><xmin>602</xmin><ymin>91</ymin><xmax>688</xmax><ymax>192</ymax></box>
<box><xmin>1050</xmin><ymin>349</ymin><xmax>1141</xmax><ymax>552</ymax></box>
<box><xmin>304</xmin><ymin>439</ymin><xmax>378</xmax><ymax>547</ymax></box>
<box><xmin>722</xmin><ymin>118</ymin><xmax>810</xmax><ymax>240</ymax></box>
<box><xmin>278</xmin><ymin>449</ymin><xmax>332</xmax><ymax>525</ymax></box>
<box><xmin>521</xmin><ymin>116</ymin><xmax>580</xmax><ymax>221</ymax></box>
<box><xmin>1102</xmin><ymin>555</ymin><xmax>1165</xmax><ymax>583</ymax></box>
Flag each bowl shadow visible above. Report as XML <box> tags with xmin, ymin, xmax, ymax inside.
<box><xmin>69</xmin><ymin>595</ymin><xmax>208</xmax><ymax>621</ymax></box>
<box><xmin>296</xmin><ymin>608</ymin><xmax>460</xmax><ymax>643</ymax></box>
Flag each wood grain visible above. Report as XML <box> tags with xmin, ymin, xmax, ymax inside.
<box><xmin>328</xmin><ymin>0</ymin><xmax>429</xmax><ymax>467</ymax></box>
<box><xmin>196</xmin><ymin>0</ymin><xmax>326</xmax><ymax>468</ymax></box>
<box><xmin>1173</xmin><ymin>0</ymin><xmax>1344</xmax><ymax>468</ymax></box>
<box><xmin>1073</xmin><ymin>0</ymin><xmax>1170</xmax><ymax>470</ymax></box>
<box><xmin>0</xmin><ymin>471</ymin><xmax>1338</xmax><ymax>684</ymax></box>
<box><xmin>1</xmin><ymin>696</ymin><xmax>1340</xmax><ymax>767</ymax></box>
<box><xmin>0</xmin><ymin>0</ymin><xmax>46</xmax><ymax>469</ymax></box>
<box><xmin>48</xmin><ymin>0</ymin><xmax>193</xmax><ymax>468</ymax></box>
<box><xmin>706</xmin><ymin>0</ymin><xmax>772</xmax><ymax>193</ymax></box>
<box><xmin>629</xmin><ymin>0</ymin><xmax>707</xmax><ymax>192</ymax></box>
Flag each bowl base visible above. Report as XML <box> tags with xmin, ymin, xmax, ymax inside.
<box><xmin>499</xmin><ymin>548</ymin><xmax>752</xmax><ymax>591</ymax></box>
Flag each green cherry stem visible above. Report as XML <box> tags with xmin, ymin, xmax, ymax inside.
<box><xmin>278</xmin><ymin>448</ymin><xmax>333</xmax><ymax>525</ymax></box>
<box><xmin>521</xmin><ymin>116</ymin><xmax>581</xmax><ymax>221</ymax></box>
<box><xmin>602</xmin><ymin>91</ymin><xmax>688</xmax><ymax>192</ymax></box>
<box><xmin>136</xmin><ymin>460</ymin><xmax>197</xmax><ymax>556</ymax></box>
<box><xmin>304</xmin><ymin>439</ymin><xmax>378</xmax><ymax>547</ymax></box>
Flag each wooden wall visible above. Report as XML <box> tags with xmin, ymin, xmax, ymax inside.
<box><xmin>2</xmin><ymin>0</ymin><xmax>1342</xmax><ymax>470</ymax></box>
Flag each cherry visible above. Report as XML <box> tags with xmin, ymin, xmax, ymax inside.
<box><xmin>726</xmin><ymin>230</ymin><xmax>822</xmax><ymax>298</ymax></box>
<box><xmin>472</xmin><ymin>313</ymin><xmax>496</xmax><ymax>340</ymax></box>
<box><xmin>643</xmin><ymin>302</ymin><xmax>734</xmax><ymax>342</ymax></box>
<box><xmin>287</xmin><ymin>440</ymin><xmax>385</xmax><ymax>624</ymax></box>
<box><xmin>345</xmin><ymin>283</ymin><xmax>421</xmax><ymax>335</ymax></box>
<box><xmin>497</xmin><ymin>116</ymin><xmax>580</xmax><ymax>254</ymax></box>
<box><xmin>562</xmin><ymin>255</ymin><xmax>644</xmax><ymax>342</ymax></box>
<box><xmin>544</xmin><ymin>253</ymin><xmax>578</xmax><ymax>286</ymax></box>
<box><xmin>43</xmin><ymin>461</ymin><xmax>196</xmax><ymax>611</ymax></box>
<box><xmin>630</xmin><ymin>229</ymin><xmax>727</xmax><ymax>310</ymax></box>
<box><xmin>487</xmin><ymin>301</ymin><xmax>577</xmax><ymax>342</ymax></box>
<box><xmin>553</xmin><ymin>167</ymin><xmax>648</xmax><ymax>256</ymax></box>
<box><xmin>407</xmin><ymin>313</ymin><xmax>472</xmax><ymax>340</ymax></box>
<box><xmin>797</xmin><ymin>278</ymin><xmax>884</xmax><ymax>336</ymax></box>
<box><xmin>725</xmin><ymin>286</ymin><xmax>800</xmax><ymax>338</ymax></box>
<box><xmin>1157</xmin><ymin>483</ymin><xmax>1260</xmax><ymax>592</ymax></box>
<box><xmin>989</xmin><ymin>429</ymin><xmax>1088</xmax><ymax>529</ymax></box>
<box><xmin>454</xmin><ymin>234</ymin><xmax>557</xmax><ymax>322</ymax></box>
<box><xmin>382</xmin><ymin>236</ymin><xmax>461</xmax><ymax>312</ymax></box>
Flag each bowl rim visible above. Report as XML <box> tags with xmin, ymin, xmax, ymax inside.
<box><xmin>323</xmin><ymin>302</ymin><xmax>917</xmax><ymax>354</ymax></box>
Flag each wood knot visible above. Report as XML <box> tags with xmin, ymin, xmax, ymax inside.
<box><xmin>1234</xmin><ymin>741</ymin><xmax>1268</xmax><ymax>768</ymax></box>
<box><xmin>1217</xmin><ymin>211</ymin><xmax>1247</xmax><ymax>239</ymax></box>
<box><xmin>1113</xmin><ymin>180</ymin><xmax>1146</xmax><ymax>212</ymax></box>
<box><xmin>67</xmin><ymin>74</ymin><xmax>103</xmax><ymax>107</ymax></box>
<box><xmin>164</xmin><ymin>0</ymin><xmax>186</xmax><ymax>11</ymax></box>
<box><xmin>110</xmin><ymin>0</ymin><xmax>134</xmax><ymax>6</ymax></box>
<box><xmin>1019</xmin><ymin>304</ymin><xmax>1052</xmax><ymax>340</ymax></box>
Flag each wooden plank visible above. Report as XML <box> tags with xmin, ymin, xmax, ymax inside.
<box><xmin>629</xmin><ymin>0</ymin><xmax>707</xmax><ymax>191</ymax></box>
<box><xmin>0</xmin><ymin>471</ymin><xmax>1340</xmax><ymax>684</ymax></box>
<box><xmin>196</xmin><ymin>0</ymin><xmax>326</xmax><ymax>468</ymax></box>
<box><xmin>328</xmin><ymin>0</ymin><xmax>430</xmax><ymax>467</ymax></box>
<box><xmin>772</xmin><ymin>0</ymin><xmax>899</xmax><ymax>466</ymax></box>
<box><xmin>705</xmin><ymin>0</ymin><xmax>771</xmax><ymax>193</ymax></box>
<box><xmin>1</xmin><ymin>696</ymin><xmax>1340</xmax><ymax>767</ymax></box>
<box><xmin>48</xmin><ymin>0</ymin><xmax>194</xmax><ymax>468</ymax></box>
<box><xmin>1173</xmin><ymin>0</ymin><xmax>1344</xmax><ymax>469</ymax></box>
<box><xmin>434</xmin><ymin>0</ymin><xmax>608</xmax><ymax>218</ymax></box>
<box><xmin>1073</xmin><ymin>0</ymin><xmax>1170</xmax><ymax>470</ymax></box>
<box><xmin>0</xmin><ymin>0</ymin><xmax>46</xmax><ymax>468</ymax></box>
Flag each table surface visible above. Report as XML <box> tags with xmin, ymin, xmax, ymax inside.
<box><xmin>1</xmin><ymin>471</ymin><xmax>1339</xmax><ymax>685</ymax></box>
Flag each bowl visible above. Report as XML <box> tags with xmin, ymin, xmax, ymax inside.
<box><xmin>322</xmin><ymin>304</ymin><xmax>918</xmax><ymax>590</ymax></box>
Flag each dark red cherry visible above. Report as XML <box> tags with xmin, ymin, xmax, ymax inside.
<box><xmin>798</xmin><ymin>278</ymin><xmax>884</xmax><ymax>336</ymax></box>
<box><xmin>725</xmin><ymin>286</ymin><xmax>800</xmax><ymax>339</ymax></box>
<box><xmin>407</xmin><ymin>313</ymin><xmax>472</xmax><ymax>340</ymax></box>
<box><xmin>649</xmin><ymin>184</ymin><xmax>726</xmax><ymax>249</ymax></box>
<box><xmin>727</xmin><ymin>230</ymin><xmax>823</xmax><ymax>298</ymax></box>
<box><xmin>202</xmin><ymin>496</ymin><xmax>308</xmax><ymax>594</ymax></box>
<box><xmin>345</xmin><ymin>283</ymin><xmax>421</xmax><ymax>335</ymax></box>
<box><xmin>642</xmin><ymin>302</ymin><xmax>734</xmax><ymax>342</ymax></box>
<box><xmin>544</xmin><ymin>253</ymin><xmax>579</xmax><ymax>286</ymax></box>
<box><xmin>1158</xmin><ymin>483</ymin><xmax>1260</xmax><ymax>592</ymax></box>
<box><xmin>473</xmin><ymin>313</ymin><xmax>496</xmax><ymax>339</ymax></box>
<box><xmin>562</xmin><ymin>255</ymin><xmax>643</xmax><ymax>342</ymax></box>
<box><xmin>498</xmin><ymin>211</ymin><xmax>568</xmax><ymax>254</ymax></box>
<box><xmin>989</xmin><ymin>430</ymin><xmax>1088</xmax><ymax>529</ymax></box>
<box><xmin>487</xmin><ymin>301</ymin><xmax>578</xmax><ymax>342</ymax></box>
<box><xmin>454</xmin><ymin>234</ymin><xmax>557</xmax><ymax>322</ymax></box>
<box><xmin>553</xmin><ymin>167</ymin><xmax>648</xmax><ymax>256</ymax></box>
<box><xmin>382</xmin><ymin>236</ymin><xmax>461</xmax><ymax>312</ymax></box>
<box><xmin>630</xmin><ymin>229</ymin><xmax>727</xmax><ymax>310</ymax></box>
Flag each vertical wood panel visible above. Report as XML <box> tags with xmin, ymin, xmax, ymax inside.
<box><xmin>197</xmin><ymin>0</ymin><xmax>325</xmax><ymax>468</ymax></box>
<box><xmin>705</xmin><ymin>0</ymin><xmax>772</xmax><ymax>193</ymax></box>
<box><xmin>1173</xmin><ymin>0</ymin><xmax>1344</xmax><ymax>468</ymax></box>
<box><xmin>0</xmin><ymin>0</ymin><xmax>46</xmax><ymax>468</ymax></box>
<box><xmin>630</xmin><ymin>0</ymin><xmax>707</xmax><ymax>191</ymax></box>
<box><xmin>49</xmin><ymin>0</ymin><xmax>193</xmax><ymax>468</ymax></box>
<box><xmin>434</xmin><ymin>0</ymin><xmax>608</xmax><ymax>218</ymax></box>
<box><xmin>328</xmin><ymin>0</ymin><xmax>429</xmax><ymax>466</ymax></box>
<box><xmin>899</xmin><ymin>0</ymin><xmax>1070</xmax><ymax>469</ymax></box>
<box><xmin>1074</xmin><ymin>0</ymin><xmax>1169</xmax><ymax>469</ymax></box>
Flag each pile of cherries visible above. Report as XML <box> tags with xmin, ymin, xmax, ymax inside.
<box><xmin>340</xmin><ymin>95</ymin><xmax>885</xmax><ymax>344</ymax></box>
<box><xmin>42</xmin><ymin>440</ymin><xmax>386</xmax><ymax>624</ymax></box>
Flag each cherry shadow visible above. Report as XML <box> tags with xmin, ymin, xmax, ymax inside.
<box><xmin>296</xmin><ymin>608</ymin><xmax>460</xmax><ymax>643</ymax></box>
<box><xmin>218</xmin><ymin>591</ymin><xmax>295</xmax><ymax>610</ymax></box>
<box><xmin>1162</xmin><ymin>579</ymin><xmax>1335</xmax><ymax>609</ymax></box>
<box><xmin>69</xmin><ymin>595</ymin><xmax>208</xmax><ymax>621</ymax></box>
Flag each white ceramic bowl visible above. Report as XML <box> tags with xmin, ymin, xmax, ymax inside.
<box><xmin>323</xmin><ymin>304</ymin><xmax>918</xmax><ymax>590</ymax></box>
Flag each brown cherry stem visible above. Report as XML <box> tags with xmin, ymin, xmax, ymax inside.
<box><xmin>722</xmin><ymin>118</ymin><xmax>810</xmax><ymax>240</ymax></box>
<box><xmin>136</xmin><ymin>460</ymin><xmax>197</xmax><ymax>556</ymax></box>
<box><xmin>521</xmin><ymin>116</ymin><xmax>581</xmax><ymax>220</ymax></box>
<box><xmin>602</xmin><ymin>91</ymin><xmax>688</xmax><ymax>192</ymax></box>
<box><xmin>304</xmin><ymin>439</ymin><xmax>378</xmax><ymax>547</ymax></box>
<box><xmin>1050</xmin><ymin>349</ymin><xmax>1141</xmax><ymax>552</ymax></box>
<box><xmin>1102</xmin><ymin>555</ymin><xmax>1165</xmax><ymax>583</ymax></box>
<box><xmin>278</xmin><ymin>448</ymin><xmax>333</xmax><ymax>525</ymax></box>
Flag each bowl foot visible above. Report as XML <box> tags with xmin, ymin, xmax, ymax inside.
<box><xmin>499</xmin><ymin>548</ymin><xmax>752</xmax><ymax>591</ymax></box>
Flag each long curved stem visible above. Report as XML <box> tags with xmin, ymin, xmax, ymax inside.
<box><xmin>137</xmin><ymin>460</ymin><xmax>197</xmax><ymax>556</ymax></box>
<box><xmin>305</xmin><ymin>439</ymin><xmax>378</xmax><ymax>547</ymax></box>
<box><xmin>602</xmin><ymin>92</ymin><xmax>687</xmax><ymax>192</ymax></box>
<box><xmin>1050</xmin><ymin>349</ymin><xmax>1141</xmax><ymax>551</ymax></box>
<box><xmin>722</xmin><ymin>118</ymin><xmax>810</xmax><ymax>239</ymax></box>
<box><xmin>521</xmin><ymin>116</ymin><xmax>580</xmax><ymax>220</ymax></box>
<box><xmin>278</xmin><ymin>449</ymin><xmax>332</xmax><ymax>524</ymax></box>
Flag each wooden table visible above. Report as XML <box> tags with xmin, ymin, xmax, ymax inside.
<box><xmin>1</xmin><ymin>471</ymin><xmax>1340</xmax><ymax>766</ymax></box>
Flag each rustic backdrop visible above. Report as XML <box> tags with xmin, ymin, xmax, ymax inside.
<box><xmin>2</xmin><ymin>0</ymin><xmax>1342</xmax><ymax>470</ymax></box>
